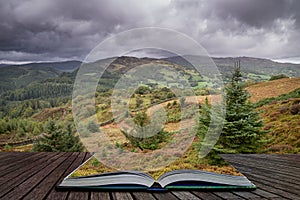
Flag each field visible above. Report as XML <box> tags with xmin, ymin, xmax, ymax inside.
<box><xmin>246</xmin><ymin>77</ymin><xmax>300</xmax><ymax>103</ymax></box>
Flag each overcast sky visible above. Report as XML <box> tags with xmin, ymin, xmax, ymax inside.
<box><xmin>1</xmin><ymin>0</ymin><xmax>300</xmax><ymax>63</ymax></box>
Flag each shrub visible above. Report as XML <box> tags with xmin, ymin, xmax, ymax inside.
<box><xmin>133</xmin><ymin>111</ymin><xmax>149</xmax><ymax>127</ymax></box>
<box><xmin>87</xmin><ymin>120</ymin><xmax>100</xmax><ymax>133</ymax></box>
<box><xmin>4</xmin><ymin>144</ymin><xmax>12</xmax><ymax>151</ymax></box>
<box><xmin>90</xmin><ymin>158</ymin><xmax>100</xmax><ymax>167</ymax></box>
<box><xmin>173</xmin><ymin>101</ymin><xmax>177</xmax><ymax>106</ymax></box>
<box><xmin>135</xmin><ymin>86</ymin><xmax>151</xmax><ymax>95</ymax></box>
<box><xmin>279</xmin><ymin>106</ymin><xmax>288</xmax><ymax>114</ymax></box>
<box><xmin>269</xmin><ymin>74</ymin><xmax>288</xmax><ymax>81</ymax></box>
<box><xmin>166</xmin><ymin>103</ymin><xmax>181</xmax><ymax>123</ymax></box>
<box><xmin>290</xmin><ymin>104</ymin><xmax>300</xmax><ymax>115</ymax></box>
<box><xmin>122</xmin><ymin>130</ymin><xmax>170</xmax><ymax>150</ymax></box>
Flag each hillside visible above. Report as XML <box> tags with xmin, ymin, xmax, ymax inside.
<box><xmin>246</xmin><ymin>77</ymin><xmax>300</xmax><ymax>103</ymax></box>
<box><xmin>246</xmin><ymin>80</ymin><xmax>300</xmax><ymax>154</ymax></box>
<box><xmin>0</xmin><ymin>61</ymin><xmax>81</xmax><ymax>93</ymax></box>
<box><xmin>165</xmin><ymin>56</ymin><xmax>300</xmax><ymax>82</ymax></box>
<box><xmin>0</xmin><ymin>56</ymin><xmax>299</xmax><ymax>154</ymax></box>
<box><xmin>258</xmin><ymin>98</ymin><xmax>300</xmax><ymax>153</ymax></box>
<box><xmin>1</xmin><ymin>55</ymin><xmax>299</xmax><ymax>94</ymax></box>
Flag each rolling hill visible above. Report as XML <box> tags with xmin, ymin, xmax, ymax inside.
<box><xmin>258</xmin><ymin>97</ymin><xmax>300</xmax><ymax>153</ymax></box>
<box><xmin>246</xmin><ymin>77</ymin><xmax>300</xmax><ymax>103</ymax></box>
<box><xmin>0</xmin><ymin>61</ymin><xmax>81</xmax><ymax>92</ymax></box>
<box><xmin>165</xmin><ymin>56</ymin><xmax>300</xmax><ymax>82</ymax></box>
<box><xmin>1</xmin><ymin>55</ymin><xmax>299</xmax><ymax>94</ymax></box>
<box><xmin>244</xmin><ymin>78</ymin><xmax>300</xmax><ymax>153</ymax></box>
<box><xmin>0</xmin><ymin>56</ymin><xmax>299</xmax><ymax>153</ymax></box>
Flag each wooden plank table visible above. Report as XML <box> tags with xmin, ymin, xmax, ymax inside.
<box><xmin>0</xmin><ymin>152</ymin><xmax>299</xmax><ymax>200</ymax></box>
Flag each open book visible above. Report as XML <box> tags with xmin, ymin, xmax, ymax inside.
<box><xmin>57</xmin><ymin>155</ymin><xmax>256</xmax><ymax>191</ymax></box>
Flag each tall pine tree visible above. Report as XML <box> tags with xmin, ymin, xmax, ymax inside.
<box><xmin>219</xmin><ymin>61</ymin><xmax>266</xmax><ymax>153</ymax></box>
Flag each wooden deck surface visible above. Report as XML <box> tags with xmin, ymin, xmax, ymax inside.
<box><xmin>0</xmin><ymin>152</ymin><xmax>299</xmax><ymax>199</ymax></box>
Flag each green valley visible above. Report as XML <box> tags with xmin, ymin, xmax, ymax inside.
<box><xmin>0</xmin><ymin>56</ymin><xmax>299</xmax><ymax>155</ymax></box>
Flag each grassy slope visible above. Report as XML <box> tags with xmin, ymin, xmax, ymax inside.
<box><xmin>2</xmin><ymin>59</ymin><xmax>299</xmax><ymax>154</ymax></box>
<box><xmin>258</xmin><ymin>98</ymin><xmax>300</xmax><ymax>153</ymax></box>
<box><xmin>246</xmin><ymin>78</ymin><xmax>300</xmax><ymax>153</ymax></box>
<box><xmin>5</xmin><ymin>78</ymin><xmax>300</xmax><ymax>154</ymax></box>
<box><xmin>245</xmin><ymin>77</ymin><xmax>300</xmax><ymax>103</ymax></box>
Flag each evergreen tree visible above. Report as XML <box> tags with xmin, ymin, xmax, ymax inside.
<box><xmin>32</xmin><ymin>121</ymin><xmax>57</xmax><ymax>151</ymax></box>
<box><xmin>60</xmin><ymin>124</ymin><xmax>84</xmax><ymax>152</ymax></box>
<box><xmin>197</xmin><ymin>98</ymin><xmax>227</xmax><ymax>165</ymax></box>
<box><xmin>32</xmin><ymin>125</ymin><xmax>41</xmax><ymax>135</ymax></box>
<box><xmin>197</xmin><ymin>97</ymin><xmax>211</xmax><ymax>140</ymax></box>
<box><xmin>219</xmin><ymin>62</ymin><xmax>266</xmax><ymax>153</ymax></box>
<box><xmin>32</xmin><ymin>120</ymin><xmax>84</xmax><ymax>152</ymax></box>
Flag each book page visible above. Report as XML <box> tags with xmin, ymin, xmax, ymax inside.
<box><xmin>70</xmin><ymin>136</ymin><xmax>242</xmax><ymax>180</ymax></box>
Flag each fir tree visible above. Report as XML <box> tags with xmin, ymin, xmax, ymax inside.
<box><xmin>32</xmin><ymin>120</ymin><xmax>84</xmax><ymax>152</ymax></box>
<box><xmin>197</xmin><ymin>97</ymin><xmax>211</xmax><ymax>140</ymax></box>
<box><xmin>60</xmin><ymin>124</ymin><xmax>84</xmax><ymax>152</ymax></box>
<box><xmin>219</xmin><ymin>61</ymin><xmax>266</xmax><ymax>153</ymax></box>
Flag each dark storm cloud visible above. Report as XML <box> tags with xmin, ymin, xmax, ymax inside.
<box><xmin>208</xmin><ymin>0</ymin><xmax>290</xmax><ymax>28</ymax></box>
<box><xmin>0</xmin><ymin>0</ymin><xmax>152</xmax><ymax>61</ymax></box>
<box><xmin>169</xmin><ymin>0</ymin><xmax>300</xmax><ymax>59</ymax></box>
<box><xmin>0</xmin><ymin>0</ymin><xmax>300</xmax><ymax>62</ymax></box>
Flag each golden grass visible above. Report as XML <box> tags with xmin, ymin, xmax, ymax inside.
<box><xmin>258</xmin><ymin>98</ymin><xmax>300</xmax><ymax>153</ymax></box>
<box><xmin>246</xmin><ymin>77</ymin><xmax>300</xmax><ymax>103</ymax></box>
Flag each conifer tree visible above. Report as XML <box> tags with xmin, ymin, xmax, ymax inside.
<box><xmin>60</xmin><ymin>124</ymin><xmax>84</xmax><ymax>152</ymax></box>
<box><xmin>197</xmin><ymin>97</ymin><xmax>211</xmax><ymax>140</ymax></box>
<box><xmin>219</xmin><ymin>61</ymin><xmax>266</xmax><ymax>153</ymax></box>
<box><xmin>32</xmin><ymin>120</ymin><xmax>84</xmax><ymax>152</ymax></box>
<box><xmin>197</xmin><ymin>98</ymin><xmax>227</xmax><ymax>165</ymax></box>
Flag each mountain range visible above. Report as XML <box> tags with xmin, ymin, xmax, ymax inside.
<box><xmin>0</xmin><ymin>56</ymin><xmax>299</xmax><ymax>94</ymax></box>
